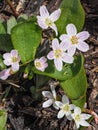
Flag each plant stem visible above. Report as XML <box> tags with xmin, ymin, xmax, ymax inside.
<box><xmin>6</xmin><ymin>0</ymin><xmax>19</xmax><ymax>18</ymax></box>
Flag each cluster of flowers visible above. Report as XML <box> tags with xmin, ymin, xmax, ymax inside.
<box><xmin>34</xmin><ymin>5</ymin><xmax>90</xmax><ymax>72</ymax></box>
<box><xmin>0</xmin><ymin>5</ymin><xmax>90</xmax><ymax>79</ymax></box>
<box><xmin>42</xmin><ymin>85</ymin><xmax>91</xmax><ymax>129</ymax></box>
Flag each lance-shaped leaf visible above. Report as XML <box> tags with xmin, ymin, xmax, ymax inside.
<box><xmin>11</xmin><ymin>21</ymin><xmax>42</xmax><ymax>63</ymax></box>
<box><xmin>56</xmin><ymin>0</ymin><xmax>85</xmax><ymax>35</ymax></box>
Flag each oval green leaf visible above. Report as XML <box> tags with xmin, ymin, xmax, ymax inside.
<box><xmin>11</xmin><ymin>21</ymin><xmax>42</xmax><ymax>63</ymax></box>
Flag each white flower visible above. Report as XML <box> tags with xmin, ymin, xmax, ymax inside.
<box><xmin>47</xmin><ymin>38</ymin><xmax>74</xmax><ymax>71</ymax></box>
<box><xmin>3</xmin><ymin>50</ymin><xmax>20</xmax><ymax>72</ymax></box>
<box><xmin>60</xmin><ymin>23</ymin><xmax>90</xmax><ymax>55</ymax></box>
<box><xmin>42</xmin><ymin>84</ymin><xmax>59</xmax><ymax>109</ymax></box>
<box><xmin>72</xmin><ymin>107</ymin><xmax>91</xmax><ymax>129</ymax></box>
<box><xmin>55</xmin><ymin>95</ymin><xmax>75</xmax><ymax>120</ymax></box>
<box><xmin>34</xmin><ymin>56</ymin><xmax>48</xmax><ymax>72</ymax></box>
<box><xmin>37</xmin><ymin>5</ymin><xmax>61</xmax><ymax>36</ymax></box>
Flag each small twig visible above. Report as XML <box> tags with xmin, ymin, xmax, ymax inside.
<box><xmin>91</xmin><ymin>66</ymin><xmax>98</xmax><ymax>72</ymax></box>
<box><xmin>0</xmin><ymin>79</ymin><xmax>20</xmax><ymax>88</ymax></box>
<box><xmin>6</xmin><ymin>0</ymin><xmax>19</xmax><ymax>18</ymax></box>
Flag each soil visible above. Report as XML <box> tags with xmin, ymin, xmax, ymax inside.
<box><xmin>0</xmin><ymin>0</ymin><xmax>98</xmax><ymax>130</ymax></box>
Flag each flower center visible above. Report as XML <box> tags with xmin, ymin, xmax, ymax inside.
<box><xmin>62</xmin><ymin>104</ymin><xmax>70</xmax><ymax>112</ymax></box>
<box><xmin>35</xmin><ymin>61</ymin><xmax>41</xmax><ymax>68</ymax></box>
<box><xmin>45</xmin><ymin>18</ymin><xmax>52</xmax><ymax>26</ymax></box>
<box><xmin>75</xmin><ymin>114</ymin><xmax>81</xmax><ymax>122</ymax></box>
<box><xmin>70</xmin><ymin>36</ymin><xmax>78</xmax><ymax>44</ymax></box>
<box><xmin>12</xmin><ymin>57</ymin><xmax>18</xmax><ymax>63</ymax></box>
<box><xmin>54</xmin><ymin>49</ymin><xmax>62</xmax><ymax>59</ymax></box>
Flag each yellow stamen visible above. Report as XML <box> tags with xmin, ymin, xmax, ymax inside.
<box><xmin>62</xmin><ymin>104</ymin><xmax>70</xmax><ymax>112</ymax></box>
<box><xmin>45</xmin><ymin>18</ymin><xmax>52</xmax><ymax>26</ymax></box>
<box><xmin>35</xmin><ymin>61</ymin><xmax>41</xmax><ymax>68</ymax></box>
<box><xmin>12</xmin><ymin>57</ymin><xmax>18</xmax><ymax>63</ymax></box>
<box><xmin>54</xmin><ymin>49</ymin><xmax>62</xmax><ymax>59</ymax></box>
<box><xmin>71</xmin><ymin>36</ymin><xmax>78</xmax><ymax>44</ymax></box>
<box><xmin>75</xmin><ymin>114</ymin><xmax>81</xmax><ymax>121</ymax></box>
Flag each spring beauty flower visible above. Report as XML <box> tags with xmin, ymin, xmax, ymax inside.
<box><xmin>55</xmin><ymin>95</ymin><xmax>75</xmax><ymax>120</ymax></box>
<box><xmin>72</xmin><ymin>107</ymin><xmax>91</xmax><ymax>129</ymax></box>
<box><xmin>3</xmin><ymin>50</ymin><xmax>20</xmax><ymax>72</ymax></box>
<box><xmin>34</xmin><ymin>56</ymin><xmax>48</xmax><ymax>72</ymax></box>
<box><xmin>60</xmin><ymin>23</ymin><xmax>90</xmax><ymax>55</ymax></box>
<box><xmin>47</xmin><ymin>38</ymin><xmax>74</xmax><ymax>71</ymax></box>
<box><xmin>42</xmin><ymin>84</ymin><xmax>59</xmax><ymax>109</ymax></box>
<box><xmin>37</xmin><ymin>5</ymin><xmax>61</xmax><ymax>36</ymax></box>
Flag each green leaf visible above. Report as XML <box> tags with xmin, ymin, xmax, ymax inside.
<box><xmin>7</xmin><ymin>16</ymin><xmax>17</xmax><ymax>34</ymax></box>
<box><xmin>60</xmin><ymin>55</ymin><xmax>87</xmax><ymax>108</ymax></box>
<box><xmin>0</xmin><ymin>110</ymin><xmax>7</xmax><ymax>130</ymax></box>
<box><xmin>56</xmin><ymin>0</ymin><xmax>85</xmax><ymax>35</ymax></box>
<box><xmin>11</xmin><ymin>21</ymin><xmax>42</xmax><ymax>63</ymax></box>
<box><xmin>0</xmin><ymin>54</ymin><xmax>6</xmax><ymax>71</ymax></box>
<box><xmin>0</xmin><ymin>22</ymin><xmax>13</xmax><ymax>51</ymax></box>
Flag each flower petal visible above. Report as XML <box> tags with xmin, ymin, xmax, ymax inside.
<box><xmin>77</xmin><ymin>41</ymin><xmax>89</xmax><ymax>52</ymax></box>
<box><xmin>3</xmin><ymin>59</ymin><xmax>12</xmax><ymax>66</ymax></box>
<box><xmin>50</xmin><ymin>85</ymin><xmax>56</xmax><ymax>99</ymax></box>
<box><xmin>40</xmin><ymin>56</ymin><xmax>47</xmax><ymax>63</ymax></box>
<box><xmin>66</xmin><ymin>24</ymin><xmax>77</xmax><ymax>36</ymax></box>
<box><xmin>0</xmin><ymin>69</ymin><xmax>10</xmax><ymax>80</ymax></box>
<box><xmin>60</xmin><ymin>41</ymin><xmax>69</xmax><ymax>51</ymax></box>
<box><xmin>47</xmin><ymin>51</ymin><xmax>54</xmax><ymax>60</ymax></box>
<box><xmin>70</xmin><ymin>104</ymin><xmax>75</xmax><ymax>110</ymax></box>
<box><xmin>53</xmin><ymin>103</ymin><xmax>59</xmax><ymax>110</ymax></box>
<box><xmin>3</xmin><ymin>53</ymin><xmax>11</xmax><ymax>60</ymax></box>
<box><xmin>12</xmin><ymin>63</ymin><xmax>19</xmax><ymax>71</ymax></box>
<box><xmin>81</xmin><ymin>114</ymin><xmax>91</xmax><ymax>120</ymax></box>
<box><xmin>79</xmin><ymin>120</ymin><xmax>90</xmax><ymax>127</ymax></box>
<box><xmin>75</xmin><ymin>122</ymin><xmax>80</xmax><ymax>129</ymax></box>
<box><xmin>77</xmin><ymin>31</ymin><xmax>90</xmax><ymax>41</ymax></box>
<box><xmin>42</xmin><ymin>99</ymin><xmax>53</xmax><ymax>108</ymax></box>
<box><xmin>42</xmin><ymin>91</ymin><xmax>53</xmax><ymax>99</ymax></box>
<box><xmin>52</xmin><ymin>38</ymin><xmax>59</xmax><ymax>50</ymax></box>
<box><xmin>60</xmin><ymin>34</ymin><xmax>69</xmax><ymax>41</ymax></box>
<box><xmin>50</xmin><ymin>23</ymin><xmax>58</xmax><ymax>36</ymax></box>
<box><xmin>62</xmin><ymin>53</ymin><xmax>74</xmax><ymax>64</ymax></box>
<box><xmin>57</xmin><ymin>110</ymin><xmax>65</xmax><ymax>119</ymax></box>
<box><xmin>74</xmin><ymin>107</ymin><xmax>81</xmax><ymax>115</ymax></box>
<box><xmin>11</xmin><ymin>50</ymin><xmax>18</xmax><ymax>56</ymax></box>
<box><xmin>50</xmin><ymin>9</ymin><xmax>61</xmax><ymax>22</ymax></box>
<box><xmin>55</xmin><ymin>101</ymin><xmax>63</xmax><ymax>108</ymax></box>
<box><xmin>62</xmin><ymin>95</ymin><xmax>69</xmax><ymax>104</ymax></box>
<box><xmin>40</xmin><ymin>5</ymin><xmax>49</xmax><ymax>17</ymax></box>
<box><xmin>67</xmin><ymin>46</ymin><xmax>76</xmax><ymax>56</ymax></box>
<box><xmin>54</xmin><ymin>58</ymin><xmax>62</xmax><ymax>71</ymax></box>
<box><xmin>66</xmin><ymin>114</ymin><xmax>73</xmax><ymax>120</ymax></box>
<box><xmin>37</xmin><ymin>16</ymin><xmax>48</xmax><ymax>29</ymax></box>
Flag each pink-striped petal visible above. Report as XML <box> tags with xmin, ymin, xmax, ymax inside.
<box><xmin>47</xmin><ymin>51</ymin><xmax>54</xmax><ymax>60</ymax></box>
<box><xmin>62</xmin><ymin>53</ymin><xmax>74</xmax><ymax>64</ymax></box>
<box><xmin>60</xmin><ymin>34</ymin><xmax>69</xmax><ymax>41</ymax></box>
<box><xmin>40</xmin><ymin>5</ymin><xmax>49</xmax><ymax>17</ymax></box>
<box><xmin>11</xmin><ymin>50</ymin><xmax>18</xmax><ymax>56</ymax></box>
<box><xmin>66</xmin><ymin>24</ymin><xmax>77</xmax><ymax>36</ymax></box>
<box><xmin>40</xmin><ymin>56</ymin><xmax>47</xmax><ymax>63</ymax></box>
<box><xmin>60</xmin><ymin>41</ymin><xmax>69</xmax><ymax>51</ymax></box>
<box><xmin>77</xmin><ymin>31</ymin><xmax>90</xmax><ymax>41</ymax></box>
<box><xmin>50</xmin><ymin>9</ymin><xmax>61</xmax><ymax>22</ymax></box>
<box><xmin>74</xmin><ymin>107</ymin><xmax>81</xmax><ymax>115</ymax></box>
<box><xmin>55</xmin><ymin>101</ymin><xmax>63</xmax><ymax>108</ymax></box>
<box><xmin>12</xmin><ymin>63</ymin><xmax>19</xmax><ymax>71</ymax></box>
<box><xmin>0</xmin><ymin>69</ymin><xmax>10</xmax><ymax>80</ymax></box>
<box><xmin>54</xmin><ymin>58</ymin><xmax>62</xmax><ymax>71</ymax></box>
<box><xmin>77</xmin><ymin>41</ymin><xmax>89</xmax><ymax>52</ymax></box>
<box><xmin>81</xmin><ymin>114</ymin><xmax>91</xmax><ymax>120</ymax></box>
<box><xmin>52</xmin><ymin>38</ymin><xmax>59</xmax><ymax>50</ymax></box>
<box><xmin>67</xmin><ymin>46</ymin><xmax>76</xmax><ymax>56</ymax></box>
<box><xmin>37</xmin><ymin>16</ymin><xmax>48</xmax><ymax>29</ymax></box>
<box><xmin>79</xmin><ymin>120</ymin><xmax>90</xmax><ymax>127</ymax></box>
<box><xmin>50</xmin><ymin>23</ymin><xmax>58</xmax><ymax>36</ymax></box>
<box><xmin>3</xmin><ymin>53</ymin><xmax>11</xmax><ymax>60</ymax></box>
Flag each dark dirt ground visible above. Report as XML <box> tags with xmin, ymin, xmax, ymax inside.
<box><xmin>0</xmin><ymin>0</ymin><xmax>98</xmax><ymax>130</ymax></box>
